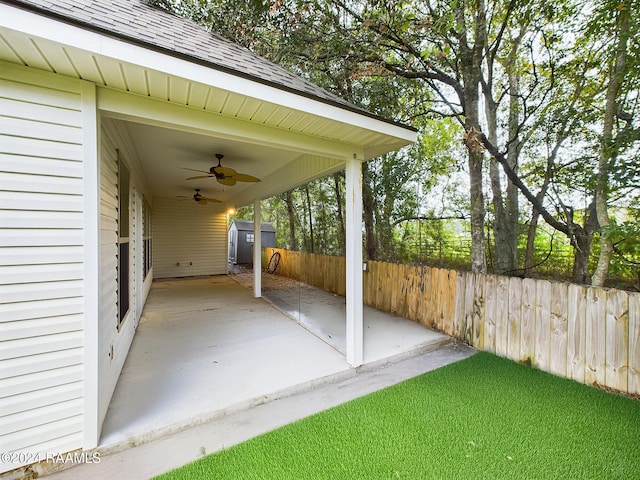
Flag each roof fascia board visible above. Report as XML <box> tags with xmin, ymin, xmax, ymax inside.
<box><xmin>0</xmin><ymin>3</ymin><xmax>417</xmax><ymax>145</ymax></box>
<box><xmin>98</xmin><ymin>87</ymin><xmax>359</xmax><ymax>161</ymax></box>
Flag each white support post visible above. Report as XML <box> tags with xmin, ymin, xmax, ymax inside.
<box><xmin>345</xmin><ymin>154</ymin><xmax>363</xmax><ymax>367</ymax></box>
<box><xmin>253</xmin><ymin>199</ymin><xmax>262</xmax><ymax>298</ymax></box>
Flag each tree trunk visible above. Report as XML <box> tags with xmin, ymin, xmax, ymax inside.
<box><xmin>285</xmin><ymin>190</ymin><xmax>297</xmax><ymax>251</ymax></box>
<box><xmin>592</xmin><ymin>6</ymin><xmax>629</xmax><ymax>286</ymax></box>
<box><xmin>505</xmin><ymin>68</ymin><xmax>521</xmax><ymax>272</ymax></box>
<box><xmin>485</xmin><ymin>86</ymin><xmax>509</xmax><ymax>274</ymax></box>
<box><xmin>571</xmin><ymin>201</ymin><xmax>599</xmax><ymax>284</ymax></box>
<box><xmin>458</xmin><ymin>0</ymin><xmax>487</xmax><ymax>274</ymax></box>
<box><xmin>332</xmin><ymin>172</ymin><xmax>346</xmax><ymax>256</ymax></box>
<box><xmin>362</xmin><ymin>162</ymin><xmax>377</xmax><ymax>260</ymax></box>
<box><xmin>304</xmin><ymin>185</ymin><xmax>314</xmax><ymax>253</ymax></box>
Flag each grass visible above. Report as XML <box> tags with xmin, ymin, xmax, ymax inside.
<box><xmin>155</xmin><ymin>353</ymin><xmax>640</xmax><ymax>479</ymax></box>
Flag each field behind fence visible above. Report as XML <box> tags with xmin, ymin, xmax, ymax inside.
<box><xmin>263</xmin><ymin>248</ymin><xmax>640</xmax><ymax>396</ymax></box>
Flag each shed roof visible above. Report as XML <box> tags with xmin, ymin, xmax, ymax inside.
<box><xmin>7</xmin><ymin>0</ymin><xmax>411</xmax><ymax>130</ymax></box>
<box><xmin>231</xmin><ymin>220</ymin><xmax>276</xmax><ymax>233</ymax></box>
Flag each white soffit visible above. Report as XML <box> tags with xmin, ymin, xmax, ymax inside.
<box><xmin>0</xmin><ymin>4</ymin><xmax>417</xmax><ymax>156</ymax></box>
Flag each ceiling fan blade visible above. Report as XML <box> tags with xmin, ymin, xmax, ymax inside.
<box><xmin>181</xmin><ymin>167</ymin><xmax>211</xmax><ymax>174</ymax></box>
<box><xmin>196</xmin><ymin>199</ymin><xmax>208</xmax><ymax>205</ymax></box>
<box><xmin>201</xmin><ymin>196</ymin><xmax>222</xmax><ymax>203</ymax></box>
<box><xmin>232</xmin><ymin>173</ymin><xmax>261</xmax><ymax>183</ymax></box>
<box><xmin>217</xmin><ymin>177</ymin><xmax>237</xmax><ymax>187</ymax></box>
<box><xmin>186</xmin><ymin>175</ymin><xmax>213</xmax><ymax>180</ymax></box>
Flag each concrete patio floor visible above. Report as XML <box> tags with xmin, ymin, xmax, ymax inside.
<box><xmin>43</xmin><ymin>271</ymin><xmax>464</xmax><ymax>479</ymax></box>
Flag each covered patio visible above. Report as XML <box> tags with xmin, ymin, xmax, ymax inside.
<box><xmin>98</xmin><ymin>274</ymin><xmax>450</xmax><ymax>453</ymax></box>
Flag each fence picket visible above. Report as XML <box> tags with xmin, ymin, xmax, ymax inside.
<box><xmin>454</xmin><ymin>271</ymin><xmax>467</xmax><ymax>340</ymax></box>
<box><xmin>567</xmin><ymin>284</ymin><xmax>587</xmax><ymax>383</ymax></box>
<box><xmin>464</xmin><ymin>273</ymin><xmax>475</xmax><ymax>344</ymax></box>
<box><xmin>520</xmin><ymin>278</ymin><xmax>536</xmax><ymax>366</ymax></box>
<box><xmin>535</xmin><ymin>280</ymin><xmax>551</xmax><ymax>372</ymax></box>
<box><xmin>605</xmin><ymin>289</ymin><xmax>629</xmax><ymax>392</ymax></box>
<box><xmin>549</xmin><ymin>282</ymin><xmax>569</xmax><ymax>377</ymax></box>
<box><xmin>495</xmin><ymin>277</ymin><xmax>509</xmax><ymax>357</ymax></box>
<box><xmin>586</xmin><ymin>287</ymin><xmax>607</xmax><ymax>387</ymax></box>
<box><xmin>508</xmin><ymin>277</ymin><xmax>522</xmax><ymax>361</ymax></box>
<box><xmin>406</xmin><ymin>266</ymin><xmax>418</xmax><ymax>322</ymax></box>
<box><xmin>629</xmin><ymin>293</ymin><xmax>640</xmax><ymax>395</ymax></box>
<box><xmin>442</xmin><ymin>269</ymin><xmax>457</xmax><ymax>336</ymax></box>
<box><xmin>484</xmin><ymin>275</ymin><xmax>497</xmax><ymax>354</ymax></box>
<box><xmin>472</xmin><ymin>273</ymin><xmax>485</xmax><ymax>348</ymax></box>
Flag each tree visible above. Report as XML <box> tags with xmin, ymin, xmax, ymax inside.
<box><xmin>590</xmin><ymin>0</ymin><xmax>636</xmax><ymax>286</ymax></box>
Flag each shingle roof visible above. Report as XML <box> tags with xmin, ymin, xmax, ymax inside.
<box><xmin>6</xmin><ymin>0</ymin><xmax>376</xmax><ymax>117</ymax></box>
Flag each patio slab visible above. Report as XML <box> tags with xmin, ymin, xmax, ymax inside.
<box><xmin>98</xmin><ymin>276</ymin><xmax>352</xmax><ymax>451</ymax></box>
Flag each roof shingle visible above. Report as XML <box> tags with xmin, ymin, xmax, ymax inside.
<box><xmin>7</xmin><ymin>0</ymin><xmax>368</xmax><ymax>113</ymax></box>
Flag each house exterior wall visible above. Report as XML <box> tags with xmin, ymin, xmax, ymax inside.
<box><xmin>152</xmin><ymin>198</ymin><xmax>227</xmax><ymax>278</ymax></box>
<box><xmin>0</xmin><ymin>63</ymin><xmax>90</xmax><ymax>472</ymax></box>
<box><xmin>97</xmin><ymin>118</ymin><xmax>152</xmax><ymax>432</ymax></box>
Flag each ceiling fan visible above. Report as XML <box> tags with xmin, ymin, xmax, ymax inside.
<box><xmin>176</xmin><ymin>188</ymin><xmax>221</xmax><ymax>205</ymax></box>
<box><xmin>184</xmin><ymin>153</ymin><xmax>261</xmax><ymax>186</ymax></box>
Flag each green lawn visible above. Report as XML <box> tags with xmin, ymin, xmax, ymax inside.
<box><xmin>155</xmin><ymin>352</ymin><xmax>640</xmax><ymax>479</ymax></box>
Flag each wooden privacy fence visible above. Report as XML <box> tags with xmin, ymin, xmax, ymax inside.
<box><xmin>262</xmin><ymin>248</ymin><xmax>640</xmax><ymax>396</ymax></box>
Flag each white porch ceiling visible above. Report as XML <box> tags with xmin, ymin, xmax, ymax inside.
<box><xmin>115</xmin><ymin>118</ymin><xmax>305</xmax><ymax>206</ymax></box>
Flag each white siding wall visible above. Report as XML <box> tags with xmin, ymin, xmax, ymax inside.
<box><xmin>153</xmin><ymin>198</ymin><xmax>227</xmax><ymax>278</ymax></box>
<box><xmin>97</xmin><ymin>118</ymin><xmax>151</xmax><ymax>431</ymax></box>
<box><xmin>0</xmin><ymin>63</ymin><xmax>87</xmax><ymax>472</ymax></box>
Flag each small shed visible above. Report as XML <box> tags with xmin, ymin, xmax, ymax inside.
<box><xmin>229</xmin><ymin>220</ymin><xmax>276</xmax><ymax>264</ymax></box>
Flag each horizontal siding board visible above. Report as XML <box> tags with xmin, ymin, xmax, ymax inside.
<box><xmin>0</xmin><ymin>246</ymin><xmax>83</xmax><ymax>266</ymax></box>
<box><xmin>0</xmin><ymin>298</ymin><xmax>83</xmax><ymax>323</ymax></box>
<box><xmin>0</xmin><ymin>210</ymin><xmax>84</xmax><ymax>229</ymax></box>
<box><xmin>1</xmin><ymin>314</ymin><xmax>83</xmax><ymax>341</ymax></box>
<box><xmin>0</xmin><ymin>98</ymin><xmax>83</xmax><ymax>127</ymax></box>
<box><xmin>100</xmin><ymin>215</ymin><xmax>118</xmax><ymax>232</ymax></box>
<box><xmin>0</xmin><ymin>172</ymin><xmax>83</xmax><ymax>195</ymax></box>
<box><xmin>0</xmin><ymin>78</ymin><xmax>81</xmax><ymax>108</ymax></box>
<box><xmin>0</xmin><ymin>363</ymin><xmax>83</xmax><ymax>396</ymax></box>
<box><xmin>0</xmin><ymin>263</ymin><xmax>83</xmax><ymax>285</ymax></box>
<box><xmin>0</xmin><ymin>349</ymin><xmax>83</xmax><ymax>380</ymax></box>
<box><xmin>0</xmin><ymin>230</ymin><xmax>83</xmax><ymax>247</ymax></box>
<box><xmin>0</xmin><ymin>191</ymin><xmax>83</xmax><ymax>212</ymax></box>
<box><xmin>1</xmin><ymin>135</ymin><xmax>83</xmax><ymax>161</ymax></box>
<box><xmin>0</xmin><ymin>332</ymin><xmax>83</xmax><ymax>362</ymax></box>
<box><xmin>0</xmin><ymin>116</ymin><xmax>82</xmax><ymax>144</ymax></box>
<box><xmin>1</xmin><ymin>398</ymin><xmax>84</xmax><ymax>436</ymax></box>
<box><xmin>0</xmin><ymin>382</ymin><xmax>82</xmax><ymax>418</ymax></box>
<box><xmin>0</xmin><ymin>415</ymin><xmax>83</xmax><ymax>455</ymax></box>
<box><xmin>0</xmin><ymin>154</ymin><xmax>83</xmax><ymax>178</ymax></box>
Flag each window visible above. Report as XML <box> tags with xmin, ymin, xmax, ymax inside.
<box><xmin>118</xmin><ymin>154</ymin><xmax>130</xmax><ymax>328</ymax></box>
<box><xmin>245</xmin><ymin>233</ymin><xmax>254</xmax><ymax>243</ymax></box>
